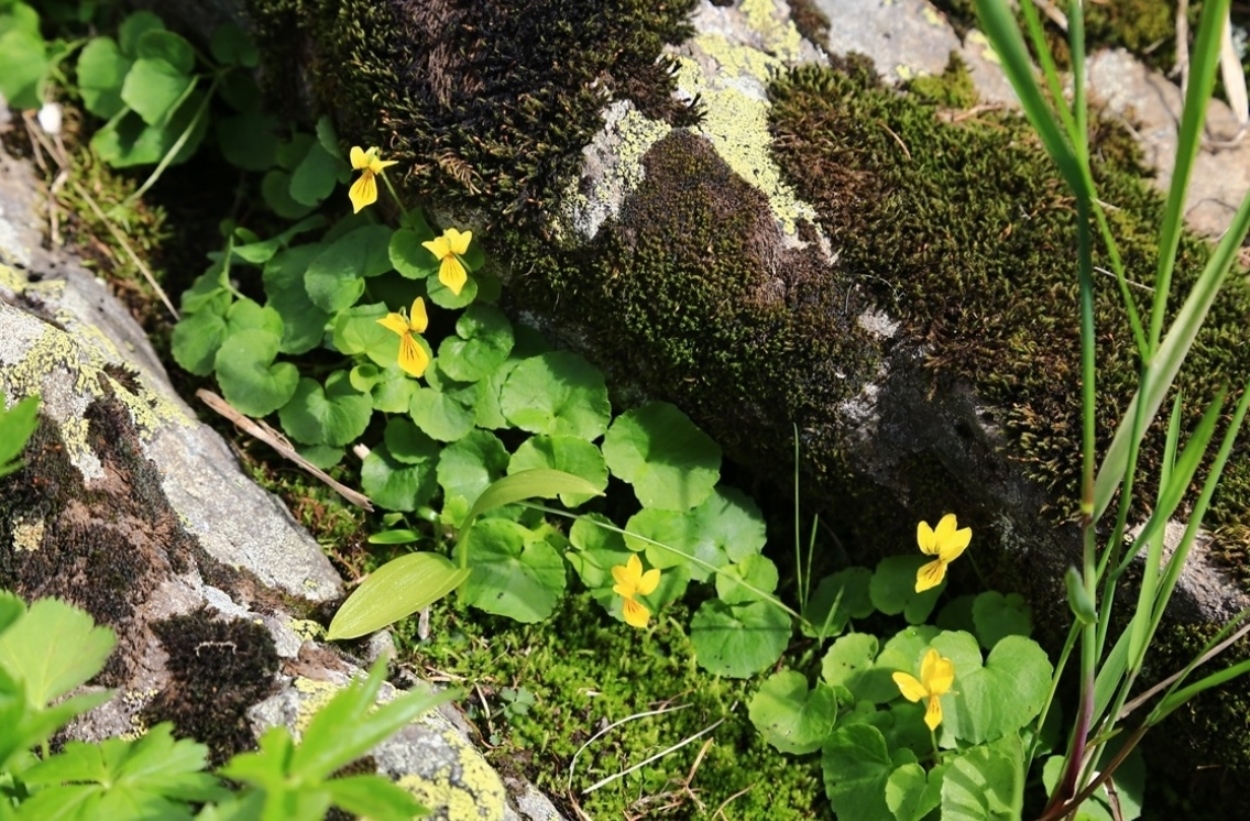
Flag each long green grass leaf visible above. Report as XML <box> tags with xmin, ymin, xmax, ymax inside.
<box><xmin>327</xmin><ymin>552</ymin><xmax>470</xmax><ymax>640</ymax></box>
<box><xmin>1095</xmin><ymin>183</ymin><xmax>1250</xmax><ymax>519</ymax></box>
<box><xmin>1149</xmin><ymin>0</ymin><xmax>1231</xmax><ymax>349</ymax></box>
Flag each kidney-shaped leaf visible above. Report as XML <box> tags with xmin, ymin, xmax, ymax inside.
<box><xmin>603</xmin><ymin>402</ymin><xmax>721</xmax><ymax>511</ymax></box>
<box><xmin>749</xmin><ymin>669</ymin><xmax>837</xmax><ymax>754</ymax></box>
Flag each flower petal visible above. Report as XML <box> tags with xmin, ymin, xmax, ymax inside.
<box><xmin>914</xmin><ymin>559</ymin><xmax>947</xmax><ymax>593</ymax></box>
<box><xmin>935</xmin><ymin>513</ymin><xmax>959</xmax><ymax>541</ymax></box>
<box><xmin>349</xmin><ymin>172</ymin><xmax>377</xmax><ymax>214</ymax></box>
<box><xmin>924</xmin><ymin>694</ymin><xmax>944</xmax><ymax>731</ymax></box>
<box><xmin>409</xmin><ymin>297</ymin><xmax>429</xmax><ymax>334</ymax></box>
<box><xmin>422</xmin><ymin>236</ymin><xmax>451</xmax><ymax>260</ymax></box>
<box><xmin>622</xmin><ymin>597</ymin><xmax>651</xmax><ymax>628</ymax></box>
<box><xmin>397</xmin><ymin>333</ymin><xmax>429</xmax><ymax>378</ymax></box>
<box><xmin>892</xmin><ymin>672</ymin><xmax>928</xmax><ymax>703</ymax></box>
<box><xmin>376</xmin><ymin>312</ymin><xmax>411</xmax><ymax>336</ymax></box>
<box><xmin>917</xmin><ymin>520</ymin><xmax>938</xmax><ymax>555</ymax></box>
<box><xmin>446</xmin><ymin>227</ymin><xmax>472</xmax><ymax>256</ymax></box>
<box><xmin>439</xmin><ymin>256</ymin><xmax>468</xmax><ymax>295</ymax></box>
<box><xmin>938</xmin><ymin>526</ymin><xmax>972</xmax><ymax>562</ymax></box>
<box><xmin>350</xmin><ymin>146</ymin><xmax>370</xmax><ymax>170</ymax></box>
<box><xmin>636</xmin><ymin>567</ymin><xmax>661</xmax><ymax>597</ymax></box>
<box><xmin>924</xmin><ymin>654</ymin><xmax>955</xmax><ymax>697</ymax></box>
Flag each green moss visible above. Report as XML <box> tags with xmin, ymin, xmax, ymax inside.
<box><xmin>933</xmin><ymin>0</ymin><xmax>1179</xmax><ymax>73</ymax></box>
<box><xmin>907</xmin><ymin>53</ymin><xmax>979</xmax><ymax>109</ymax></box>
<box><xmin>513</xmin><ymin>129</ymin><xmax>877</xmax><ymax>499</ymax></box>
<box><xmin>244</xmin><ymin>0</ymin><xmax>700</xmax><ymax>227</ymax></box>
<box><xmin>411</xmin><ymin>591</ymin><xmax>824</xmax><ymax>819</ymax></box>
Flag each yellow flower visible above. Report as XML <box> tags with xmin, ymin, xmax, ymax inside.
<box><xmin>892</xmin><ymin>648</ymin><xmax>956</xmax><ymax>731</ymax></box>
<box><xmin>348</xmin><ymin>146</ymin><xmax>398</xmax><ymax>214</ymax></box>
<box><xmin>611</xmin><ymin>554</ymin><xmax>661</xmax><ymax>629</ymax></box>
<box><xmin>375</xmin><ymin>297</ymin><xmax>430</xmax><ymax>378</ymax></box>
<box><xmin>422</xmin><ymin>227</ymin><xmax>472</xmax><ymax>295</ymax></box>
<box><xmin>914</xmin><ymin>513</ymin><xmax>971</xmax><ymax>593</ymax></box>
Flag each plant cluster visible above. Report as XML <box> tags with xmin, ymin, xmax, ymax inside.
<box><xmin>6</xmin><ymin>0</ymin><xmax>1250</xmax><ymax>819</ymax></box>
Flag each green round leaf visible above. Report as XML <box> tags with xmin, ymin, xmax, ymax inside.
<box><xmin>170</xmin><ymin>301</ymin><xmax>228</xmax><ymax>376</ymax></box>
<box><xmin>624</xmin><ymin>507</ymin><xmax>726</xmax><ymax>582</ymax></box>
<box><xmin>500</xmin><ymin>351</ymin><xmax>610</xmax><ymax>440</ymax></box>
<box><xmin>715</xmin><ymin>554</ymin><xmax>779</xmax><ymax>605</ymax></box>
<box><xmin>121</xmin><ymin>50</ymin><xmax>193</xmax><ymax>125</ymax></box>
<box><xmin>118</xmin><ymin>11</ymin><xmax>165</xmax><ymax>56</ymax></box>
<box><xmin>277</xmin><ymin>371</ymin><xmax>372</xmax><ymax>447</ymax></box>
<box><xmin>930</xmin><ymin>632</ymin><xmax>1052</xmax><ymax>745</ymax></box>
<box><xmin>90</xmin><ymin>92</ymin><xmax>208</xmax><ymax>168</ymax></box>
<box><xmin>263</xmin><ymin>244</ymin><xmax>330</xmax><ymax>355</ymax></box>
<box><xmin>870</xmin><ymin>555</ymin><xmax>943</xmax><ymax>624</ymax></box>
<box><xmin>802</xmin><ymin>567</ymin><xmax>876</xmax><ymax>639</ymax></box>
<box><xmin>0</xmin><ymin>29</ymin><xmax>47</xmax><ymax>109</ymax></box>
<box><xmin>436</xmin><ymin>430</ymin><xmax>509</xmax><ymax>526</ymax></box>
<box><xmin>437</xmin><ymin>305</ymin><xmax>514</xmax><ymax>382</ymax></box>
<box><xmin>304</xmin><ymin>225</ymin><xmax>394</xmax><ymax>313</ymax></box>
<box><xmin>603</xmin><ymin>402</ymin><xmax>720</xmax><ymax>511</ymax></box>
<box><xmin>382</xmin><ymin>417</ymin><xmax>439</xmax><ymax>466</ymax></box>
<box><xmin>290</xmin><ymin>140</ymin><xmax>343</xmax><ymax>206</ymax></box>
<box><xmin>690</xmin><ymin>599</ymin><xmax>790</xmax><ymax>678</ymax></box>
<box><xmin>688</xmin><ymin>486</ymin><xmax>766</xmax><ymax>563</ymax></box>
<box><xmin>296</xmin><ymin>443</ymin><xmax>342</xmax><ymax>469</ymax></box>
<box><xmin>748</xmin><ymin>670</ymin><xmax>838</xmax><ymax>755</ymax></box>
<box><xmin>210</xmin><ymin>22</ymin><xmax>259</xmax><ymax>68</ymax></box>
<box><xmin>456</xmin><ymin>519</ymin><xmax>566</xmax><ymax>623</ymax></box>
<box><xmin>360</xmin><ymin>442</ymin><xmax>438</xmax><ymax>512</ymax></box>
<box><xmin>507</xmin><ymin>435</ymin><xmax>607</xmax><ymax>507</ymax></box>
<box><xmin>214</xmin><ymin>329</ymin><xmax>298</xmax><ymax>417</ymax></box>
<box><xmin>77</xmin><ymin>37</ymin><xmax>132</xmax><ymax>118</ymax></box>
<box><xmin>134</xmin><ymin>29</ymin><xmax>194</xmax><ymax>73</ymax></box>
<box><xmin>409</xmin><ymin>382</ymin><xmax>475</xmax><ymax>443</ymax></box>
<box><xmin>370</xmin><ymin>366</ymin><xmax>418</xmax><ymax>413</ymax></box>
<box><xmin>261</xmin><ymin>169</ymin><xmax>316</xmax><ymax>219</ymax></box>
<box><xmin>388</xmin><ymin>227</ymin><xmax>437</xmax><ymax>279</ymax></box>
<box><xmin>971</xmin><ymin>591</ymin><xmax>1032</xmax><ymax>649</ymax></box>
<box><xmin>822</xmin><ymin>633</ymin><xmax>887</xmax><ymax>703</ymax></box>
<box><xmin>473</xmin><ymin>359</ymin><xmax>520</xmax><ymax>429</ymax></box>
<box><xmin>426</xmin><ymin>270</ymin><xmax>478</xmax><ymax>309</ymax></box>
<box><xmin>821</xmin><ymin>723</ymin><xmax>910</xmax><ymax>821</ymax></box>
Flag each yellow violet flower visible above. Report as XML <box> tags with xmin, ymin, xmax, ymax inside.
<box><xmin>915</xmin><ymin>513</ymin><xmax>971</xmax><ymax>593</ymax></box>
<box><xmin>375</xmin><ymin>297</ymin><xmax>430</xmax><ymax>378</ymax></box>
<box><xmin>611</xmin><ymin>554</ymin><xmax>661</xmax><ymax>629</ymax></box>
<box><xmin>422</xmin><ymin>227</ymin><xmax>472</xmax><ymax>295</ymax></box>
<box><xmin>892</xmin><ymin>648</ymin><xmax>956</xmax><ymax>731</ymax></box>
<box><xmin>348</xmin><ymin>146</ymin><xmax>398</xmax><ymax>214</ymax></box>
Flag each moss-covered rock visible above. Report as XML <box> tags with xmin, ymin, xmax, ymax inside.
<box><xmin>205</xmin><ymin>0</ymin><xmax>1250</xmax><ymax>806</ymax></box>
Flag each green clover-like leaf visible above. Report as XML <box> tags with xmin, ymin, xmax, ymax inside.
<box><xmin>507</xmin><ymin>435</ymin><xmax>606</xmax><ymax>507</ymax></box>
<box><xmin>214</xmin><ymin>328</ymin><xmax>298</xmax><ymax>417</ymax></box>
<box><xmin>437</xmin><ymin>305</ymin><xmax>514</xmax><ymax>382</ymax></box>
<box><xmin>500</xmin><ymin>351</ymin><xmax>610</xmax><ymax>440</ymax></box>
<box><xmin>455</xmin><ymin>519</ymin><xmax>566</xmax><ymax>623</ymax></box>
<box><xmin>603</xmin><ymin>402</ymin><xmax>720</xmax><ymax>511</ymax></box>
<box><xmin>748</xmin><ymin>669</ymin><xmax>838</xmax><ymax>754</ymax></box>
<box><xmin>690</xmin><ymin>599</ymin><xmax>790</xmax><ymax>678</ymax></box>
<box><xmin>277</xmin><ymin>371</ymin><xmax>372</xmax><ymax>447</ymax></box>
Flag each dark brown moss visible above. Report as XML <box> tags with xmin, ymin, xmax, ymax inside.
<box><xmin>143</xmin><ymin>608</ymin><xmax>280</xmax><ymax>765</ymax></box>
<box><xmin>0</xmin><ymin>396</ymin><xmax>197</xmax><ymax>685</ymax></box>
<box><xmin>788</xmin><ymin>0</ymin><xmax>831</xmax><ymax>48</ymax></box>
<box><xmin>244</xmin><ymin>0</ymin><xmax>700</xmax><ymax>228</ymax></box>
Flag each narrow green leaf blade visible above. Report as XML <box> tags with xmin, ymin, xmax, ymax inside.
<box><xmin>327</xmin><ymin>552</ymin><xmax>469</xmax><ymax>640</ymax></box>
<box><xmin>463</xmin><ymin>468</ymin><xmax>602</xmax><ymax>524</ymax></box>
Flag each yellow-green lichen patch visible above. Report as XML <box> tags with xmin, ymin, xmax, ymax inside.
<box><xmin>398</xmin><ymin>730</ymin><xmax>506</xmax><ymax>821</ymax></box>
<box><xmin>0</xmin><ymin>263</ymin><xmax>64</xmax><ymax>301</ymax></box>
<box><xmin>0</xmin><ymin>301</ymin><xmax>187</xmax><ymax>480</ymax></box>
<box><xmin>556</xmin><ymin>101</ymin><xmax>673</xmax><ymax>242</ymax></box>
<box><xmin>290</xmin><ymin>675</ymin><xmax>339</xmax><ymax>738</ymax></box>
